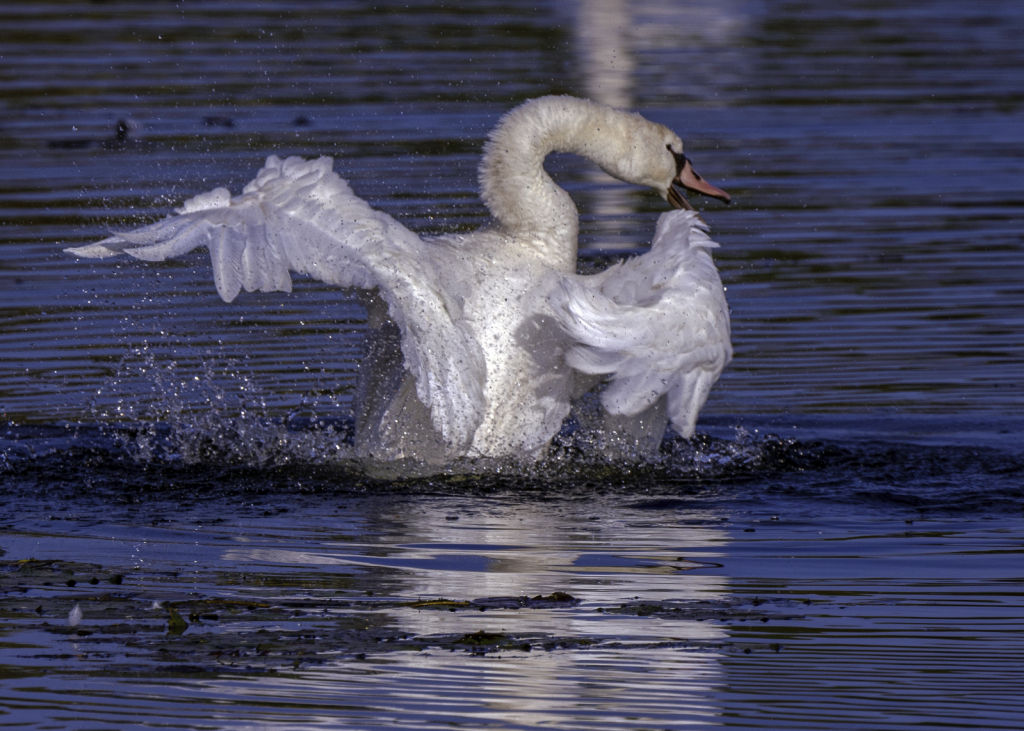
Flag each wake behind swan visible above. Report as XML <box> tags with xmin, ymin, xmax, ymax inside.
<box><xmin>67</xmin><ymin>96</ymin><xmax>733</xmax><ymax>464</ymax></box>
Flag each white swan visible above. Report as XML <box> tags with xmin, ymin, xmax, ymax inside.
<box><xmin>67</xmin><ymin>96</ymin><xmax>732</xmax><ymax>463</ymax></box>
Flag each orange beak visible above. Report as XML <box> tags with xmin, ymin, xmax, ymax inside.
<box><xmin>668</xmin><ymin>155</ymin><xmax>731</xmax><ymax>210</ymax></box>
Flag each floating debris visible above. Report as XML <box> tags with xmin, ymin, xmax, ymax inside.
<box><xmin>405</xmin><ymin>592</ymin><xmax>579</xmax><ymax>612</ymax></box>
<box><xmin>1</xmin><ymin>556</ymin><xmax>794</xmax><ymax>677</ymax></box>
<box><xmin>167</xmin><ymin>608</ymin><xmax>189</xmax><ymax>635</ymax></box>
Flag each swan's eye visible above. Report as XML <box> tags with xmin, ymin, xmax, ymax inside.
<box><xmin>667</xmin><ymin>145</ymin><xmax>687</xmax><ymax>176</ymax></box>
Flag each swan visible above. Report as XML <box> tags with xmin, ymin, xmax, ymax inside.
<box><xmin>66</xmin><ymin>96</ymin><xmax>732</xmax><ymax>463</ymax></box>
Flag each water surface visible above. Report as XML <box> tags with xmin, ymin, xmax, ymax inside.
<box><xmin>1</xmin><ymin>1</ymin><xmax>1023</xmax><ymax>729</ymax></box>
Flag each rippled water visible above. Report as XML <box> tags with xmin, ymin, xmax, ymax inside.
<box><xmin>2</xmin><ymin>1</ymin><xmax>1023</xmax><ymax>729</ymax></box>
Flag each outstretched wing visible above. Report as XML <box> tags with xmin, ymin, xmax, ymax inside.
<box><xmin>547</xmin><ymin>210</ymin><xmax>732</xmax><ymax>438</ymax></box>
<box><xmin>67</xmin><ymin>155</ymin><xmax>486</xmax><ymax>454</ymax></box>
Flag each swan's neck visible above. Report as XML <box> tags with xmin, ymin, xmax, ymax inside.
<box><xmin>478</xmin><ymin>96</ymin><xmax>652</xmax><ymax>256</ymax></box>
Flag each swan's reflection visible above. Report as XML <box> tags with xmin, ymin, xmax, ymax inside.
<box><xmin>226</xmin><ymin>497</ymin><xmax>731</xmax><ymax>728</ymax></box>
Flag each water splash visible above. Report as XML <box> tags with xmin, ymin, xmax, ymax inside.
<box><xmin>3</xmin><ymin>349</ymin><xmax>1021</xmax><ymax>514</ymax></box>
<box><xmin>86</xmin><ymin>348</ymin><xmax>355</xmax><ymax>468</ymax></box>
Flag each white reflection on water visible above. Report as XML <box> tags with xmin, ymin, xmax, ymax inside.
<box><xmin>574</xmin><ymin>0</ymin><xmax>635</xmax><ymax>110</ymax></box>
<box><xmin>573</xmin><ymin>0</ymin><xmax>636</xmax><ymax>249</ymax></box>
<box><xmin>388</xmin><ymin>503</ymin><xmax>728</xmax><ymax>729</ymax></box>
<box><xmin>571</xmin><ymin>0</ymin><xmax>756</xmax><ymax>107</ymax></box>
<box><xmin>222</xmin><ymin>498</ymin><xmax>730</xmax><ymax>728</ymax></box>
<box><xmin>570</xmin><ymin>0</ymin><xmax>755</xmax><ymax>250</ymax></box>
<box><xmin>284</xmin><ymin>651</ymin><xmax>724</xmax><ymax>729</ymax></box>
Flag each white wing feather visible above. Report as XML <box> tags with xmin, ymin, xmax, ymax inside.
<box><xmin>67</xmin><ymin>155</ymin><xmax>486</xmax><ymax>453</ymax></box>
<box><xmin>548</xmin><ymin>210</ymin><xmax>732</xmax><ymax>438</ymax></box>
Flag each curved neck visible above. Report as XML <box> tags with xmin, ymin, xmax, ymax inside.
<box><xmin>478</xmin><ymin>96</ymin><xmax>642</xmax><ymax>243</ymax></box>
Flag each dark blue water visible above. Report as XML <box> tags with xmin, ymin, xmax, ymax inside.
<box><xmin>2</xmin><ymin>2</ymin><xmax>1023</xmax><ymax>729</ymax></box>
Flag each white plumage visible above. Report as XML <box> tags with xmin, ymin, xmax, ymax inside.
<box><xmin>67</xmin><ymin>96</ymin><xmax>732</xmax><ymax>463</ymax></box>
<box><xmin>548</xmin><ymin>211</ymin><xmax>731</xmax><ymax>440</ymax></box>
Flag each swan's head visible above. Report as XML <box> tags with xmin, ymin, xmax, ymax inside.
<box><xmin>603</xmin><ymin>120</ymin><xmax>731</xmax><ymax>211</ymax></box>
<box><xmin>479</xmin><ymin>96</ymin><xmax>730</xmax><ymax>232</ymax></box>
